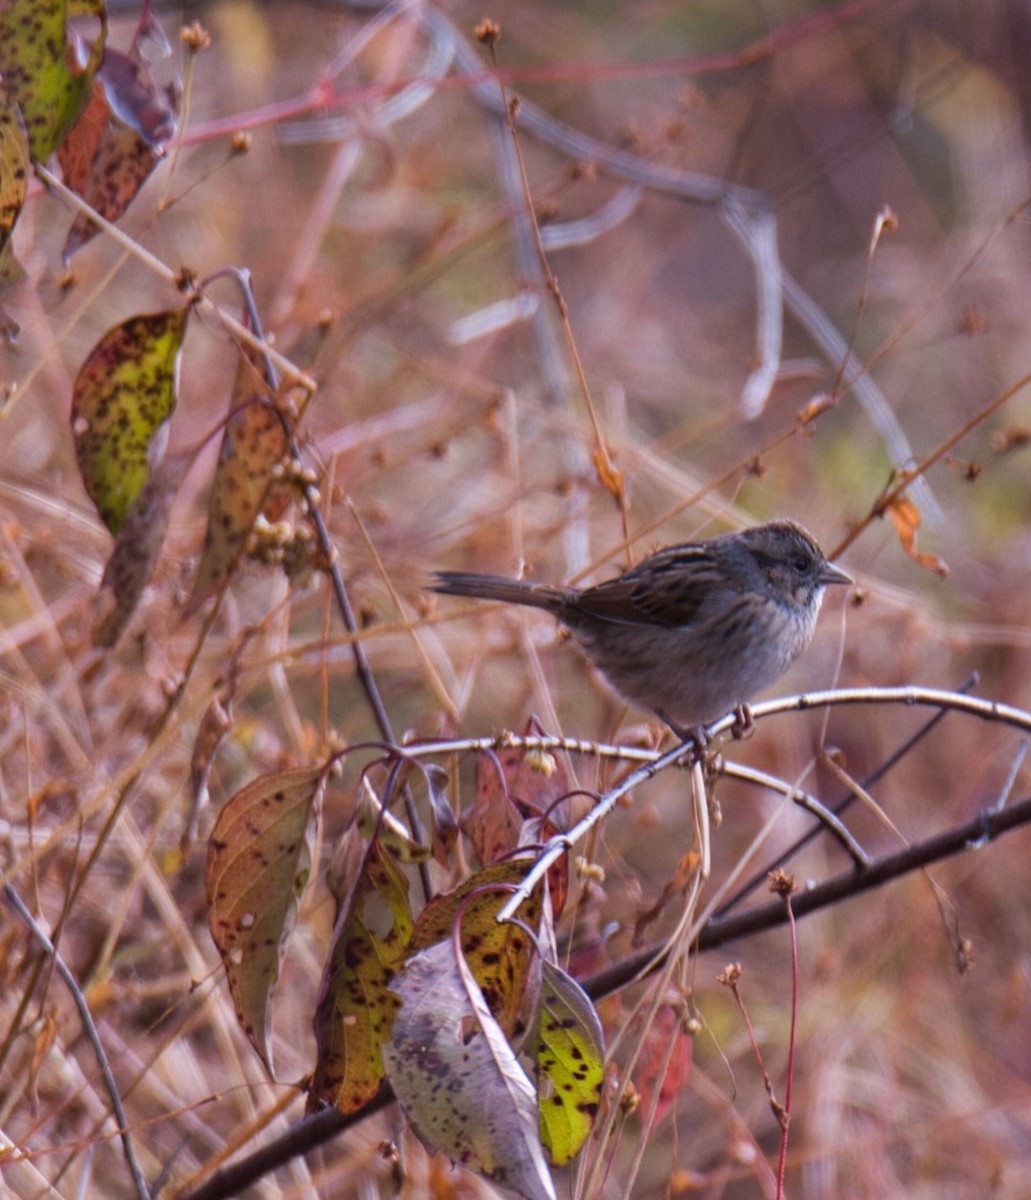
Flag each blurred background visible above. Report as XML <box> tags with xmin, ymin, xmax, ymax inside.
<box><xmin>2</xmin><ymin>1</ymin><xmax>1031</xmax><ymax>1196</ymax></box>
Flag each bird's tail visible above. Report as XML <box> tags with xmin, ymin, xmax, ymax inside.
<box><xmin>430</xmin><ymin>571</ymin><xmax>571</xmax><ymax>613</ymax></box>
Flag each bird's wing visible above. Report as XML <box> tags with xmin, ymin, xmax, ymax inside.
<box><xmin>570</xmin><ymin>546</ymin><xmax>726</xmax><ymax>628</ymax></box>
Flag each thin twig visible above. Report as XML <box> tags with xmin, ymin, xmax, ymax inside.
<box><xmin>32</xmin><ymin>165</ymin><xmax>316</xmax><ymax>394</ymax></box>
<box><xmin>583</xmin><ymin>791</ymin><xmax>1031</xmax><ymax>1000</ymax></box>
<box><xmin>716</xmin><ymin>673</ymin><xmax>981</xmax><ymax>914</ymax></box>
<box><xmin>3</xmin><ymin>885</ymin><xmax>151</xmax><ymax>1200</ymax></box>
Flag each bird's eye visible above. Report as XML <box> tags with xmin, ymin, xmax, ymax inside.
<box><xmin>793</xmin><ymin>556</ymin><xmax>810</xmax><ymax>574</ymax></box>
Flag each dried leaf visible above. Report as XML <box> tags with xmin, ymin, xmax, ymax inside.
<box><xmin>58</xmin><ymin>43</ymin><xmax>177</xmax><ymax>261</ymax></box>
<box><xmin>206</xmin><ymin>766</ymin><xmax>326</xmax><ymax>1075</ymax></box>
<box><xmin>592</xmin><ymin>445</ymin><xmax>624</xmax><ymax>500</ymax></box>
<box><xmin>469</xmin><ymin>722</ymin><xmax>571</xmax><ymax>863</ymax></box>
<box><xmin>91</xmin><ymin>451</ymin><xmax>185</xmax><ymax>646</ymax></box>
<box><xmin>532</xmin><ymin>960</ymin><xmax>605</xmax><ymax>1166</ymax></box>
<box><xmin>470</xmin><ymin>729</ymin><xmax>571</xmax><ymax>917</ymax></box>
<box><xmin>468</xmin><ymin>753</ymin><xmax>524</xmax><ymax>866</ymax></box>
<box><xmin>632</xmin><ymin>850</ymin><xmax>701</xmax><ymax>947</ymax></box>
<box><xmin>410</xmin><ymin>860</ymin><xmax>542</xmax><ymax>1040</ymax></box>
<box><xmin>71</xmin><ymin>308</ymin><xmax>188</xmax><ymax>534</ymax></box>
<box><xmin>0</xmin><ymin>93</ymin><xmax>28</xmax><ymax>285</ymax></box>
<box><xmin>188</xmin><ymin>343</ymin><xmax>289</xmax><ymax>609</ymax></box>
<box><xmin>311</xmin><ymin>838</ymin><xmax>414</xmax><ymax>1113</ymax></box>
<box><xmin>0</xmin><ymin>0</ymin><xmax>106</xmax><ymax>162</ymax></box>
<box><xmin>887</xmin><ymin>495</ymin><xmax>949</xmax><ymax>577</ymax></box>
<box><xmin>384</xmin><ymin>939</ymin><xmax>557</xmax><ymax>1200</ymax></box>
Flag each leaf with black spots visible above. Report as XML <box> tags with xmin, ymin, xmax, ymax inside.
<box><xmin>384</xmin><ymin>938</ymin><xmax>556</xmax><ymax>1200</ymax></box>
<box><xmin>206</xmin><ymin>766</ymin><xmax>327</xmax><ymax>1075</ymax></box>
<box><xmin>310</xmin><ymin>837</ymin><xmax>414</xmax><ymax>1113</ymax></box>
<box><xmin>188</xmin><ymin>341</ymin><xmax>289</xmax><ymax>609</ymax></box>
<box><xmin>58</xmin><ymin>41</ymin><xmax>177</xmax><ymax>261</ymax></box>
<box><xmin>0</xmin><ymin>0</ymin><xmax>106</xmax><ymax>162</ymax></box>
<box><xmin>71</xmin><ymin>308</ymin><xmax>188</xmax><ymax>533</ymax></box>
<box><xmin>0</xmin><ymin>92</ymin><xmax>28</xmax><ymax>285</ymax></box>
<box><xmin>410</xmin><ymin>859</ymin><xmax>542</xmax><ymax>1040</ymax></box>
<box><xmin>531</xmin><ymin>960</ymin><xmax>605</xmax><ymax>1166</ymax></box>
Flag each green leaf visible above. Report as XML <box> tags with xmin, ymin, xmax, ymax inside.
<box><xmin>206</xmin><ymin>766</ymin><xmax>327</xmax><ymax>1076</ymax></box>
<box><xmin>0</xmin><ymin>92</ymin><xmax>28</xmax><ymax>284</ymax></box>
<box><xmin>0</xmin><ymin>0</ymin><xmax>107</xmax><ymax>162</ymax></box>
<box><xmin>532</xmin><ymin>960</ymin><xmax>605</xmax><ymax>1166</ymax></box>
<box><xmin>383</xmin><ymin>939</ymin><xmax>557</xmax><ymax>1200</ymax></box>
<box><xmin>71</xmin><ymin>308</ymin><xmax>188</xmax><ymax>533</ymax></box>
<box><xmin>410</xmin><ymin>859</ymin><xmax>542</xmax><ymax>1039</ymax></box>
<box><xmin>310</xmin><ymin>837</ymin><xmax>414</xmax><ymax>1113</ymax></box>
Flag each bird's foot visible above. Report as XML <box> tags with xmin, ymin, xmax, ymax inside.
<box><xmin>729</xmin><ymin>704</ymin><xmax>755</xmax><ymax>740</ymax></box>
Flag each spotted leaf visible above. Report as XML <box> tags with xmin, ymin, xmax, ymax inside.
<box><xmin>0</xmin><ymin>92</ymin><xmax>28</xmax><ymax>284</ymax></box>
<box><xmin>188</xmin><ymin>340</ymin><xmax>290</xmax><ymax>609</ymax></box>
<box><xmin>383</xmin><ymin>939</ymin><xmax>556</xmax><ymax>1200</ymax></box>
<box><xmin>58</xmin><ymin>40</ymin><xmax>177</xmax><ymax>262</ymax></box>
<box><xmin>206</xmin><ymin>766</ymin><xmax>326</xmax><ymax>1075</ymax></box>
<box><xmin>71</xmin><ymin>308</ymin><xmax>188</xmax><ymax>533</ymax></box>
<box><xmin>0</xmin><ymin>0</ymin><xmax>106</xmax><ymax>162</ymax></box>
<box><xmin>531</xmin><ymin>960</ymin><xmax>605</xmax><ymax>1166</ymax></box>
<box><xmin>310</xmin><ymin>837</ymin><xmax>413</xmax><ymax>1113</ymax></box>
<box><xmin>410</xmin><ymin>859</ymin><xmax>542</xmax><ymax>1040</ymax></box>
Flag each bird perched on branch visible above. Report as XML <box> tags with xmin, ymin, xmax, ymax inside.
<box><xmin>431</xmin><ymin>520</ymin><xmax>851</xmax><ymax>739</ymax></box>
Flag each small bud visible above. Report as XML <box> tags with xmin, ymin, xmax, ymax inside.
<box><xmin>181</xmin><ymin>22</ymin><xmax>211</xmax><ymax>51</ymax></box>
<box><xmin>474</xmin><ymin>18</ymin><xmax>501</xmax><ymax>46</ymax></box>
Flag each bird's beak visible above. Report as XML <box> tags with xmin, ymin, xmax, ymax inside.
<box><xmin>820</xmin><ymin>561</ymin><xmax>853</xmax><ymax>586</ymax></box>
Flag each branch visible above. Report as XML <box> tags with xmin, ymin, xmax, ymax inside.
<box><xmin>174</xmin><ymin>791</ymin><xmax>1031</xmax><ymax>1200</ymax></box>
<box><xmin>4</xmin><ymin>885</ymin><xmax>152</xmax><ymax>1200</ymax></box>
<box><xmin>583</xmin><ymin>792</ymin><xmax>1031</xmax><ymax>998</ymax></box>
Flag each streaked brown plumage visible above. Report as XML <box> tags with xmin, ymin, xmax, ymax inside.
<box><xmin>431</xmin><ymin>520</ymin><xmax>851</xmax><ymax>732</ymax></box>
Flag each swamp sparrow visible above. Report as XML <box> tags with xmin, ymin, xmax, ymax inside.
<box><xmin>431</xmin><ymin>520</ymin><xmax>851</xmax><ymax>736</ymax></box>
